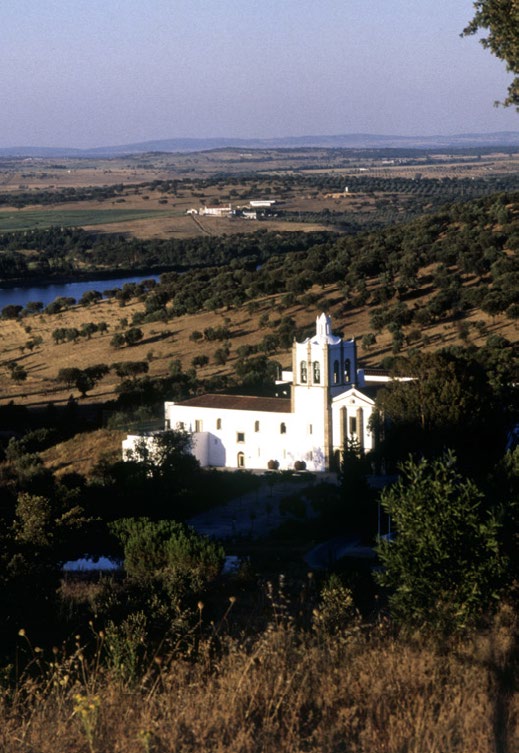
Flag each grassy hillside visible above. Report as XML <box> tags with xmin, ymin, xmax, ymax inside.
<box><xmin>0</xmin><ymin>280</ymin><xmax>515</xmax><ymax>409</ymax></box>
<box><xmin>39</xmin><ymin>428</ymin><xmax>125</xmax><ymax>477</ymax></box>
<box><xmin>0</xmin><ymin>191</ymin><xmax>517</xmax><ymax>410</ymax></box>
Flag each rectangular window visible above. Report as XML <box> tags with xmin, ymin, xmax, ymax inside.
<box><xmin>177</xmin><ymin>421</ymin><xmax>185</xmax><ymax>430</ymax></box>
<box><xmin>308</xmin><ymin>424</ymin><xmax>313</xmax><ymax>435</ymax></box>
<box><xmin>254</xmin><ymin>420</ymin><xmax>260</xmax><ymax>432</ymax></box>
<box><xmin>216</xmin><ymin>418</ymin><xmax>222</xmax><ymax>430</ymax></box>
<box><xmin>237</xmin><ymin>432</ymin><xmax>245</xmax><ymax>443</ymax></box>
<box><xmin>165</xmin><ymin>419</ymin><xmax>171</xmax><ymax>430</ymax></box>
<box><xmin>349</xmin><ymin>416</ymin><xmax>357</xmax><ymax>435</ymax></box>
<box><xmin>195</xmin><ymin>419</ymin><xmax>203</xmax><ymax>433</ymax></box>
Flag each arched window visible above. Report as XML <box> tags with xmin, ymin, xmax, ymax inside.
<box><xmin>280</xmin><ymin>422</ymin><xmax>287</xmax><ymax>434</ymax></box>
<box><xmin>344</xmin><ymin>358</ymin><xmax>351</xmax><ymax>383</ymax></box>
<box><xmin>237</xmin><ymin>452</ymin><xmax>245</xmax><ymax>468</ymax></box>
<box><xmin>300</xmin><ymin>360</ymin><xmax>307</xmax><ymax>383</ymax></box>
<box><xmin>313</xmin><ymin>361</ymin><xmax>320</xmax><ymax>384</ymax></box>
<box><xmin>333</xmin><ymin>360</ymin><xmax>340</xmax><ymax>384</ymax></box>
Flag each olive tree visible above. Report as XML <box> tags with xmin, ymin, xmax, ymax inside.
<box><xmin>375</xmin><ymin>454</ymin><xmax>506</xmax><ymax>633</ymax></box>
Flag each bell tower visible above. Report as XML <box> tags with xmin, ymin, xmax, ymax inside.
<box><xmin>291</xmin><ymin>314</ymin><xmax>357</xmax><ymax>468</ymax></box>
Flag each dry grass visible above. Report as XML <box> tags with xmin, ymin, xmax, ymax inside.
<box><xmin>39</xmin><ymin>429</ymin><xmax>125</xmax><ymax>477</ymax></box>
<box><xmin>0</xmin><ymin>280</ymin><xmax>517</xmax><ymax>409</ymax></box>
<box><xmin>2</xmin><ymin>608</ymin><xmax>517</xmax><ymax>753</ymax></box>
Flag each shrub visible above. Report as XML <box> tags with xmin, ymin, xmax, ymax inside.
<box><xmin>375</xmin><ymin>453</ymin><xmax>506</xmax><ymax>633</ymax></box>
<box><xmin>110</xmin><ymin>518</ymin><xmax>224</xmax><ymax>590</ymax></box>
<box><xmin>110</xmin><ymin>333</ymin><xmax>126</xmax><ymax>349</ymax></box>
<box><xmin>192</xmin><ymin>355</ymin><xmax>209</xmax><ymax>369</ymax></box>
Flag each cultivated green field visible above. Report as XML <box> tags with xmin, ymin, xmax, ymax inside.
<box><xmin>0</xmin><ymin>208</ymin><xmax>172</xmax><ymax>231</ymax></box>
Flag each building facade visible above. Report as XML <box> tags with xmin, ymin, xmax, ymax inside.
<box><xmin>123</xmin><ymin>314</ymin><xmax>379</xmax><ymax>472</ymax></box>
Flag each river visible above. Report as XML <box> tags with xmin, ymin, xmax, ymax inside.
<box><xmin>0</xmin><ymin>273</ymin><xmax>161</xmax><ymax>310</ymax></box>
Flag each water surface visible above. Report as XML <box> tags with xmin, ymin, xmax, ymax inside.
<box><xmin>0</xmin><ymin>273</ymin><xmax>160</xmax><ymax>309</ymax></box>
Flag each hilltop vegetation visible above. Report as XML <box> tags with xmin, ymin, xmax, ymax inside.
<box><xmin>0</xmin><ymin>189</ymin><xmax>517</xmax><ymax>412</ymax></box>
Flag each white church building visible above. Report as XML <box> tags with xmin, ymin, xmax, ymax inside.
<box><xmin>123</xmin><ymin>313</ymin><xmax>382</xmax><ymax>473</ymax></box>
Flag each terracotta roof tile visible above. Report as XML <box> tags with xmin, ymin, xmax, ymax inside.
<box><xmin>175</xmin><ymin>394</ymin><xmax>292</xmax><ymax>414</ymax></box>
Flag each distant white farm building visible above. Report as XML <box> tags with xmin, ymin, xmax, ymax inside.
<box><xmin>249</xmin><ymin>200</ymin><xmax>276</xmax><ymax>208</ymax></box>
<box><xmin>123</xmin><ymin>314</ymin><xmax>390</xmax><ymax>473</ymax></box>
<box><xmin>201</xmin><ymin>205</ymin><xmax>232</xmax><ymax>217</ymax></box>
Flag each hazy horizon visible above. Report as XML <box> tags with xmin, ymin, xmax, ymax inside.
<box><xmin>4</xmin><ymin>131</ymin><xmax>519</xmax><ymax>155</ymax></box>
<box><xmin>1</xmin><ymin>0</ymin><xmax>518</xmax><ymax>150</ymax></box>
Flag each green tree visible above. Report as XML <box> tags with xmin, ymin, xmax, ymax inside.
<box><xmin>80</xmin><ymin>322</ymin><xmax>98</xmax><ymax>339</ymax></box>
<box><xmin>110</xmin><ymin>332</ymin><xmax>126</xmax><ymax>349</ymax></box>
<box><xmin>361</xmin><ymin>333</ymin><xmax>377</xmax><ymax>351</ymax></box>
<box><xmin>112</xmin><ymin>361</ymin><xmax>149</xmax><ymax>379</ymax></box>
<box><xmin>123</xmin><ymin>429</ymin><xmax>199</xmax><ymax>486</ymax></box>
<box><xmin>337</xmin><ymin>439</ymin><xmax>377</xmax><ymax>540</ymax></box>
<box><xmin>10</xmin><ymin>365</ymin><xmax>27</xmax><ymax>382</ymax></box>
<box><xmin>24</xmin><ymin>301</ymin><xmax>43</xmax><ymax>315</ymax></box>
<box><xmin>80</xmin><ymin>289</ymin><xmax>102</xmax><ymax>306</ymax></box>
<box><xmin>374</xmin><ymin>351</ymin><xmax>504</xmax><ymax>476</ymax></box>
<box><xmin>124</xmin><ymin>327</ymin><xmax>144</xmax><ymax>346</ymax></box>
<box><xmin>464</xmin><ymin>1</ymin><xmax>519</xmax><ymax>108</ymax></box>
<box><xmin>25</xmin><ymin>336</ymin><xmax>42</xmax><ymax>352</ymax></box>
<box><xmin>213</xmin><ymin>346</ymin><xmax>229</xmax><ymax>366</ymax></box>
<box><xmin>75</xmin><ymin>371</ymin><xmax>95</xmax><ymax>398</ymax></box>
<box><xmin>57</xmin><ymin>367</ymin><xmax>82</xmax><ymax>388</ymax></box>
<box><xmin>52</xmin><ymin>327</ymin><xmax>66</xmax><ymax>345</ymax></box>
<box><xmin>235</xmin><ymin>355</ymin><xmax>280</xmax><ymax>386</ymax></box>
<box><xmin>192</xmin><ymin>354</ymin><xmax>209</xmax><ymax>369</ymax></box>
<box><xmin>375</xmin><ymin>454</ymin><xmax>506</xmax><ymax>633</ymax></box>
<box><xmin>2</xmin><ymin>305</ymin><xmax>23</xmax><ymax>319</ymax></box>
<box><xmin>110</xmin><ymin>518</ymin><xmax>224</xmax><ymax>590</ymax></box>
<box><xmin>57</xmin><ymin>364</ymin><xmax>108</xmax><ymax>396</ymax></box>
<box><xmin>14</xmin><ymin>493</ymin><xmax>54</xmax><ymax>548</ymax></box>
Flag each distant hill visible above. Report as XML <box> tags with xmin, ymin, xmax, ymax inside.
<box><xmin>2</xmin><ymin>132</ymin><xmax>519</xmax><ymax>158</ymax></box>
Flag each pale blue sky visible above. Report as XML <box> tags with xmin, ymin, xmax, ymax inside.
<box><xmin>1</xmin><ymin>0</ymin><xmax>517</xmax><ymax>148</ymax></box>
